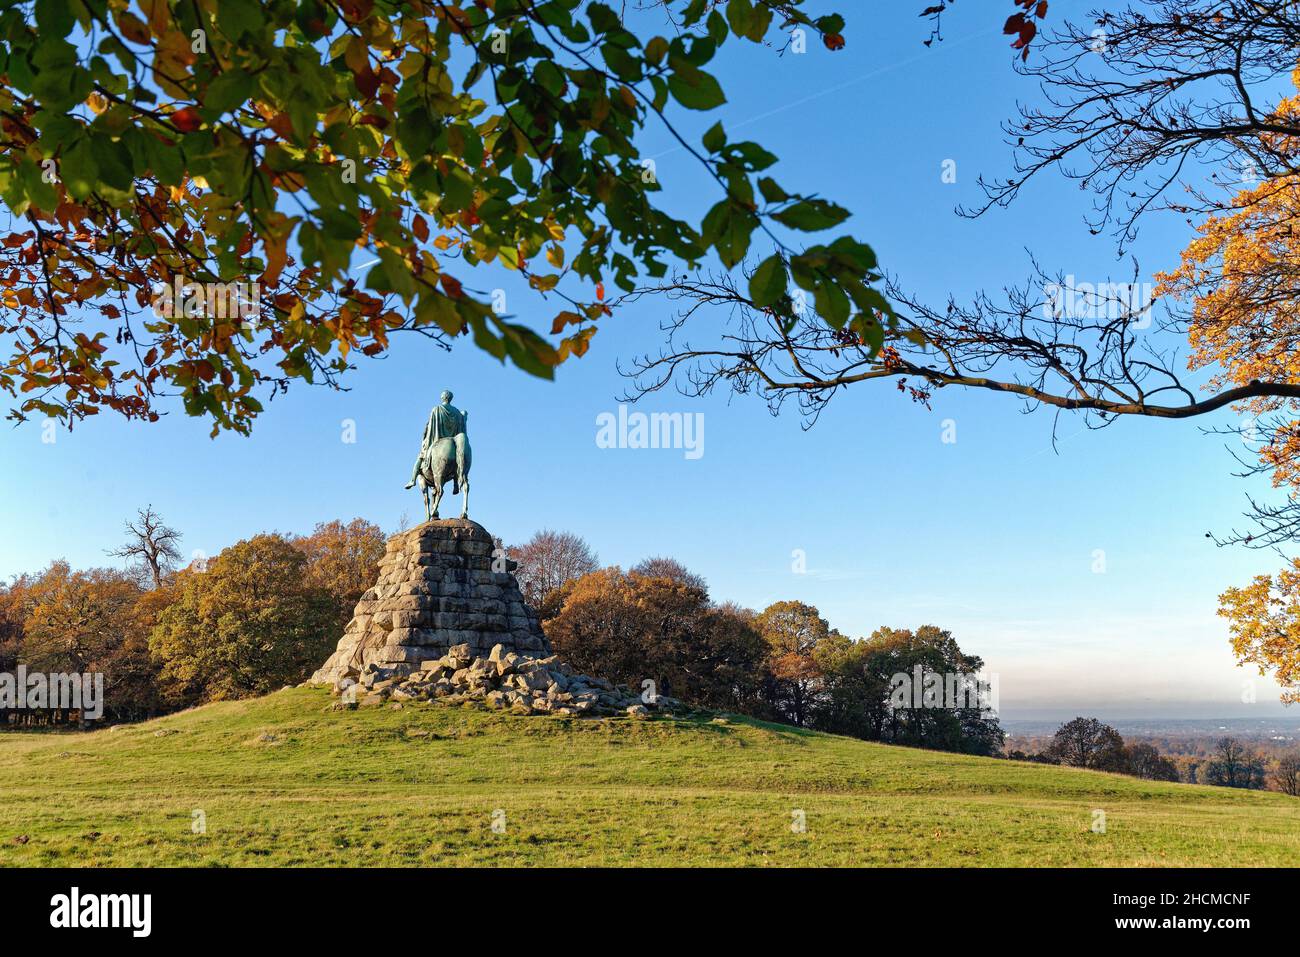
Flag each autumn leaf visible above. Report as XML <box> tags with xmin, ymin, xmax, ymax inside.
<box><xmin>171</xmin><ymin>108</ymin><xmax>202</xmax><ymax>133</ymax></box>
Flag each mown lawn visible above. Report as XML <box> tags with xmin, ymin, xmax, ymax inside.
<box><xmin>0</xmin><ymin>688</ymin><xmax>1296</xmax><ymax>866</ymax></box>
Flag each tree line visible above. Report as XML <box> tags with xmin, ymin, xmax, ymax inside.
<box><xmin>1012</xmin><ymin>717</ymin><xmax>1300</xmax><ymax>796</ymax></box>
<box><xmin>1</xmin><ymin>517</ymin><xmax>1005</xmax><ymax>757</ymax></box>
<box><xmin>0</xmin><ymin>509</ymin><xmax>385</xmax><ymax>724</ymax></box>
<box><xmin>511</xmin><ymin>530</ymin><xmax>1005</xmax><ymax>755</ymax></box>
<box><xmin>9</xmin><ymin>514</ymin><xmax>1299</xmax><ymax>796</ymax></box>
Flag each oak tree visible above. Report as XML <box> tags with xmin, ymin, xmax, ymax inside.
<box><xmin>292</xmin><ymin>517</ymin><xmax>385</xmax><ymax>634</ymax></box>
<box><xmin>149</xmin><ymin>533</ymin><xmax>336</xmax><ymax>702</ymax></box>
<box><xmin>752</xmin><ymin>599</ymin><xmax>829</xmax><ymax>727</ymax></box>
<box><xmin>1047</xmin><ymin>717</ymin><xmax>1128</xmax><ymax>771</ymax></box>
<box><xmin>545</xmin><ymin>565</ymin><xmax>767</xmax><ymax>710</ymax></box>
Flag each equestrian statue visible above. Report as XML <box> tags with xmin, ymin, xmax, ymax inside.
<box><xmin>405</xmin><ymin>390</ymin><xmax>471</xmax><ymax>521</ymax></box>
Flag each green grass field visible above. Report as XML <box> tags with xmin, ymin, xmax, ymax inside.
<box><xmin>0</xmin><ymin>688</ymin><xmax>1297</xmax><ymax>866</ymax></box>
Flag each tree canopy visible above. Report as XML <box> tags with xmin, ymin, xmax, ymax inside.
<box><xmin>0</xmin><ymin>0</ymin><xmax>906</xmax><ymax>434</ymax></box>
<box><xmin>149</xmin><ymin>533</ymin><xmax>337</xmax><ymax>702</ymax></box>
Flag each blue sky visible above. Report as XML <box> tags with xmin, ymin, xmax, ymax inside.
<box><xmin>0</xmin><ymin>8</ymin><xmax>1290</xmax><ymax>719</ymax></box>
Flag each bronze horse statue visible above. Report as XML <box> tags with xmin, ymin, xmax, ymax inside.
<box><xmin>416</xmin><ymin>433</ymin><xmax>471</xmax><ymax>521</ymax></box>
<box><xmin>406</xmin><ymin>391</ymin><xmax>472</xmax><ymax>522</ymax></box>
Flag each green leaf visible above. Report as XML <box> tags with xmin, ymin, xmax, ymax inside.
<box><xmin>645</xmin><ymin>36</ymin><xmax>669</xmax><ymax>66</ymax></box>
<box><xmin>415</xmin><ymin>292</ymin><xmax>466</xmax><ymax>337</ymax></box>
<box><xmin>34</xmin><ymin>0</ymin><xmax>74</xmax><ymax>37</ymax></box>
<box><xmin>142</xmin><ymin>130</ymin><xmax>184</xmax><ymax>186</ymax></box>
<box><xmin>397</xmin><ymin>107</ymin><xmax>435</xmax><ymax>161</ymax></box>
<box><xmin>707</xmin><ymin>10</ymin><xmax>729</xmax><ymax>45</ymax></box>
<box><xmin>498</xmin><ymin>320</ymin><xmax>558</xmax><ymax>379</ymax></box>
<box><xmin>725</xmin><ymin>141</ymin><xmax>777</xmax><ymax>171</ymax></box>
<box><xmin>827</xmin><ymin>236</ymin><xmax>879</xmax><ymax>271</ymax></box>
<box><xmin>667</xmin><ymin>71</ymin><xmax>726</xmax><ymax>111</ymax></box>
<box><xmin>772</xmin><ymin>200</ymin><xmax>851</xmax><ymax>231</ymax></box>
<box><xmin>702</xmin><ymin>200</ymin><xmax>754</xmax><ymax>267</ymax></box>
<box><xmin>817</xmin><ymin>15</ymin><xmax>847</xmax><ymax>36</ymax></box>
<box><xmin>758</xmin><ymin>177</ymin><xmax>788</xmax><ymax>204</ymax></box>
<box><xmin>726</xmin><ymin>0</ymin><xmax>754</xmax><ymax>36</ymax></box>
<box><xmin>814</xmin><ymin>278</ymin><xmax>851</xmax><ymax>328</ymax></box>
<box><xmin>92</xmin><ymin>134</ymin><xmax>135</xmax><ymax>191</ymax></box>
<box><xmin>749</xmin><ymin>254</ymin><xmax>787</xmax><ymax>307</ymax></box>
<box><xmin>367</xmin><ymin>248</ymin><xmax>416</xmax><ymax>300</ymax></box>
<box><xmin>587</xmin><ymin>3</ymin><xmax>621</xmax><ymax>35</ymax></box>
<box><xmin>682</xmin><ymin>0</ymin><xmax>708</xmax><ymax>27</ymax></box>
<box><xmin>220</xmin><ymin>0</ymin><xmax>267</xmax><ymax>39</ymax></box>
<box><xmin>60</xmin><ymin>137</ymin><xmax>99</xmax><ymax>200</ymax></box>
<box><xmin>702</xmin><ymin>121</ymin><xmax>726</xmax><ymax>153</ymax></box>
<box><xmin>204</xmin><ymin>70</ymin><xmax>255</xmax><ymax>114</ymax></box>
<box><xmin>851</xmin><ymin>314</ymin><xmax>885</xmax><ymax>355</ymax></box>
<box><xmin>602</xmin><ymin>43</ymin><xmax>642</xmax><ymax>82</ymax></box>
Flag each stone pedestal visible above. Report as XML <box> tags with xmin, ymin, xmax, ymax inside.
<box><xmin>309</xmin><ymin>519</ymin><xmax>548</xmax><ymax>686</ymax></box>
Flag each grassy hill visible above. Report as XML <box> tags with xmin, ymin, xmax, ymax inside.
<box><xmin>1</xmin><ymin>688</ymin><xmax>1297</xmax><ymax>867</ymax></box>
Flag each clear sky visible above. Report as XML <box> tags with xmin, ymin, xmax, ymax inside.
<box><xmin>0</xmin><ymin>8</ymin><xmax>1290</xmax><ymax>720</ymax></box>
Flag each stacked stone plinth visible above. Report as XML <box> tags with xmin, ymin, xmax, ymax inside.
<box><xmin>309</xmin><ymin>519</ymin><xmax>548</xmax><ymax>686</ymax></box>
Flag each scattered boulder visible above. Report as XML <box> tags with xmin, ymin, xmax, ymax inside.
<box><xmin>327</xmin><ymin>649</ymin><xmax>682</xmax><ymax>719</ymax></box>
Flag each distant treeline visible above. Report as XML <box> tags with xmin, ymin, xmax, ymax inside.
<box><xmin>1009</xmin><ymin>718</ymin><xmax>1300</xmax><ymax>796</ymax></box>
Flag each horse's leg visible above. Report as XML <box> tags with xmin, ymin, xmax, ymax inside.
<box><xmin>418</xmin><ymin>476</ymin><xmax>431</xmax><ymax>522</ymax></box>
<box><xmin>460</xmin><ymin>477</ymin><xmax>469</xmax><ymax>520</ymax></box>
<box><xmin>430</xmin><ymin>480</ymin><xmax>442</xmax><ymax>519</ymax></box>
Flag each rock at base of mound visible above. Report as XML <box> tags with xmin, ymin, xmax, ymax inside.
<box><xmin>326</xmin><ymin>642</ymin><xmax>681</xmax><ymax>719</ymax></box>
<box><xmin>309</xmin><ymin>519</ymin><xmax>549</xmax><ymax>686</ymax></box>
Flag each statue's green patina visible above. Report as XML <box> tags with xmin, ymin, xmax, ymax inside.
<box><xmin>405</xmin><ymin>390</ymin><xmax>471</xmax><ymax>521</ymax></box>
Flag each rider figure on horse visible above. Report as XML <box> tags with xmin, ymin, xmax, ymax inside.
<box><xmin>406</xmin><ymin>390</ymin><xmax>469</xmax><ymax>494</ymax></box>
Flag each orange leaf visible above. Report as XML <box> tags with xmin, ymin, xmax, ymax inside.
<box><xmin>171</xmin><ymin>107</ymin><xmax>202</xmax><ymax>133</ymax></box>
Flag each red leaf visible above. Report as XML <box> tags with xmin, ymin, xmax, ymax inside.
<box><xmin>171</xmin><ymin>107</ymin><xmax>202</xmax><ymax>133</ymax></box>
<box><xmin>354</xmin><ymin>67</ymin><xmax>380</xmax><ymax>100</ymax></box>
